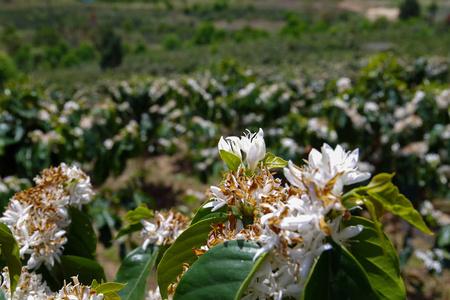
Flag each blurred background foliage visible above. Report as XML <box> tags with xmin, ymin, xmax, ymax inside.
<box><xmin>1</xmin><ymin>0</ymin><xmax>449</xmax><ymax>298</ymax></box>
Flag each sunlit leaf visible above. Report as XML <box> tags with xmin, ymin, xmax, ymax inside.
<box><xmin>219</xmin><ymin>149</ymin><xmax>241</xmax><ymax>171</ymax></box>
<box><xmin>123</xmin><ymin>205</ymin><xmax>154</xmax><ymax>224</ymax></box>
<box><xmin>158</xmin><ymin>215</ymin><xmax>228</xmax><ymax>300</ymax></box>
<box><xmin>367</xmin><ymin>190</ymin><xmax>432</xmax><ymax>235</ymax></box>
<box><xmin>343</xmin><ymin>217</ymin><xmax>406</xmax><ymax>300</ymax></box>
<box><xmin>346</xmin><ymin>173</ymin><xmax>432</xmax><ymax>235</ymax></box>
<box><xmin>262</xmin><ymin>152</ymin><xmax>288</xmax><ymax>169</ymax></box>
<box><xmin>95</xmin><ymin>282</ymin><xmax>127</xmax><ymax>293</ymax></box>
<box><xmin>173</xmin><ymin>240</ymin><xmax>267</xmax><ymax>300</ymax></box>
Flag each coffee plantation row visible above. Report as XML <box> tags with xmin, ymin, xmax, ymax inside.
<box><xmin>1</xmin><ymin>53</ymin><xmax>448</xmax><ymax>201</ymax></box>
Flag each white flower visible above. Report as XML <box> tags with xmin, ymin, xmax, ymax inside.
<box><xmin>285</xmin><ymin>144</ymin><xmax>370</xmax><ymax>194</ymax></box>
<box><xmin>415</xmin><ymin>249</ymin><xmax>446</xmax><ymax>273</ymax></box>
<box><xmin>53</xmin><ymin>276</ymin><xmax>104</xmax><ymax>300</ymax></box>
<box><xmin>1</xmin><ymin>163</ymin><xmax>93</xmax><ymax>270</ymax></box>
<box><xmin>141</xmin><ymin>211</ymin><xmax>190</xmax><ymax>249</ymax></box>
<box><xmin>204</xmin><ymin>186</ymin><xmax>231</xmax><ymax>212</ymax></box>
<box><xmin>336</xmin><ymin>77</ymin><xmax>351</xmax><ymax>93</ymax></box>
<box><xmin>145</xmin><ymin>287</ymin><xmax>164</xmax><ymax>300</ymax></box>
<box><xmin>1</xmin><ymin>267</ymin><xmax>51</xmax><ymax>299</ymax></box>
<box><xmin>218</xmin><ymin>128</ymin><xmax>266</xmax><ymax>172</ymax></box>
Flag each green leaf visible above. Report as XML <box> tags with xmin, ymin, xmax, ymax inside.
<box><xmin>303</xmin><ymin>242</ymin><xmax>379</xmax><ymax>300</ymax></box>
<box><xmin>157</xmin><ymin>215</ymin><xmax>229</xmax><ymax>300</ymax></box>
<box><xmin>95</xmin><ymin>282</ymin><xmax>127</xmax><ymax>293</ymax></box>
<box><xmin>367</xmin><ymin>190</ymin><xmax>432</xmax><ymax>235</ymax></box>
<box><xmin>365</xmin><ymin>173</ymin><xmax>396</xmax><ymax>193</ymax></box>
<box><xmin>262</xmin><ymin>152</ymin><xmax>288</xmax><ymax>169</ymax></box>
<box><xmin>64</xmin><ymin>207</ymin><xmax>97</xmax><ymax>259</ymax></box>
<box><xmin>219</xmin><ymin>149</ymin><xmax>241</xmax><ymax>171</ymax></box>
<box><xmin>173</xmin><ymin>240</ymin><xmax>266</xmax><ymax>300</ymax></box>
<box><xmin>114</xmin><ymin>223</ymin><xmax>143</xmax><ymax>241</ymax></box>
<box><xmin>59</xmin><ymin>255</ymin><xmax>106</xmax><ymax>285</ymax></box>
<box><xmin>348</xmin><ymin>173</ymin><xmax>432</xmax><ymax>235</ymax></box>
<box><xmin>341</xmin><ymin>194</ymin><xmax>365</xmax><ymax>210</ymax></box>
<box><xmin>343</xmin><ymin>217</ymin><xmax>406</xmax><ymax>300</ymax></box>
<box><xmin>115</xmin><ymin>244</ymin><xmax>160</xmax><ymax>300</ymax></box>
<box><xmin>93</xmin><ymin>282</ymin><xmax>127</xmax><ymax>300</ymax></box>
<box><xmin>0</xmin><ymin>289</ymin><xmax>5</xmax><ymax>300</ymax></box>
<box><xmin>123</xmin><ymin>205</ymin><xmax>154</xmax><ymax>225</ymax></box>
<box><xmin>103</xmin><ymin>293</ymin><xmax>121</xmax><ymax>300</ymax></box>
<box><xmin>190</xmin><ymin>199</ymin><xmax>228</xmax><ymax>225</ymax></box>
<box><xmin>0</xmin><ymin>223</ymin><xmax>21</xmax><ymax>298</ymax></box>
<box><xmin>364</xmin><ymin>200</ymin><xmax>388</xmax><ymax>261</ymax></box>
<box><xmin>437</xmin><ymin>225</ymin><xmax>450</xmax><ymax>248</ymax></box>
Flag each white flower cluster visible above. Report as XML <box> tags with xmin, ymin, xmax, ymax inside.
<box><xmin>141</xmin><ymin>210</ymin><xmax>190</xmax><ymax>250</ymax></box>
<box><xmin>1</xmin><ymin>267</ymin><xmax>51</xmax><ymax>299</ymax></box>
<box><xmin>205</xmin><ymin>130</ymin><xmax>370</xmax><ymax>299</ymax></box>
<box><xmin>0</xmin><ymin>176</ymin><xmax>31</xmax><ymax>193</ymax></box>
<box><xmin>217</xmin><ymin>128</ymin><xmax>266</xmax><ymax>173</ymax></box>
<box><xmin>1</xmin><ymin>270</ymin><xmax>103</xmax><ymax>300</ymax></box>
<box><xmin>414</xmin><ymin>248</ymin><xmax>447</xmax><ymax>274</ymax></box>
<box><xmin>0</xmin><ymin>163</ymin><xmax>94</xmax><ymax>270</ymax></box>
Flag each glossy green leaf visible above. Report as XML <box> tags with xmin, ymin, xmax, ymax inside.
<box><xmin>123</xmin><ymin>205</ymin><xmax>154</xmax><ymax>224</ymax></box>
<box><xmin>0</xmin><ymin>223</ymin><xmax>21</xmax><ymax>298</ymax></box>
<box><xmin>190</xmin><ymin>199</ymin><xmax>228</xmax><ymax>225</ymax></box>
<box><xmin>158</xmin><ymin>215</ymin><xmax>229</xmax><ymax>300</ymax></box>
<box><xmin>303</xmin><ymin>242</ymin><xmax>379</xmax><ymax>300</ymax></box>
<box><xmin>115</xmin><ymin>244</ymin><xmax>160</xmax><ymax>300</ymax></box>
<box><xmin>173</xmin><ymin>240</ymin><xmax>266</xmax><ymax>300</ymax></box>
<box><xmin>263</xmin><ymin>152</ymin><xmax>288</xmax><ymax>169</ymax></box>
<box><xmin>64</xmin><ymin>207</ymin><xmax>97</xmax><ymax>259</ymax></box>
<box><xmin>59</xmin><ymin>255</ymin><xmax>106</xmax><ymax>285</ymax></box>
<box><xmin>219</xmin><ymin>149</ymin><xmax>241</xmax><ymax>171</ymax></box>
<box><xmin>343</xmin><ymin>217</ymin><xmax>406</xmax><ymax>300</ymax></box>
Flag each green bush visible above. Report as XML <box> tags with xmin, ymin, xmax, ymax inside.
<box><xmin>163</xmin><ymin>34</ymin><xmax>182</xmax><ymax>50</ymax></box>
<box><xmin>193</xmin><ymin>22</ymin><xmax>225</xmax><ymax>45</ymax></box>
<box><xmin>133</xmin><ymin>41</ymin><xmax>148</xmax><ymax>54</ymax></box>
<box><xmin>280</xmin><ymin>12</ymin><xmax>309</xmax><ymax>37</ymax></box>
<box><xmin>399</xmin><ymin>0</ymin><xmax>421</xmax><ymax>21</ymax></box>
<box><xmin>233</xmin><ymin>26</ymin><xmax>269</xmax><ymax>43</ymax></box>
<box><xmin>13</xmin><ymin>45</ymin><xmax>32</xmax><ymax>71</ymax></box>
<box><xmin>61</xmin><ymin>51</ymin><xmax>81</xmax><ymax>68</ymax></box>
<box><xmin>97</xmin><ymin>26</ymin><xmax>123</xmax><ymax>70</ymax></box>
<box><xmin>0</xmin><ymin>53</ymin><xmax>18</xmax><ymax>87</ymax></box>
<box><xmin>43</xmin><ymin>42</ymin><xmax>69</xmax><ymax>69</ymax></box>
<box><xmin>33</xmin><ymin>25</ymin><xmax>60</xmax><ymax>46</ymax></box>
<box><xmin>74</xmin><ymin>42</ymin><xmax>97</xmax><ymax>62</ymax></box>
<box><xmin>1</xmin><ymin>25</ymin><xmax>22</xmax><ymax>56</ymax></box>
